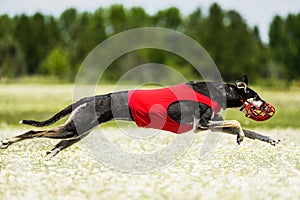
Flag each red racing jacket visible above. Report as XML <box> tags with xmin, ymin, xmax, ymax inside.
<box><xmin>128</xmin><ymin>83</ymin><xmax>222</xmax><ymax>134</ymax></box>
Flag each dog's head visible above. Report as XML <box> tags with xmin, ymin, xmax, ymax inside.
<box><xmin>235</xmin><ymin>75</ymin><xmax>275</xmax><ymax>121</ymax></box>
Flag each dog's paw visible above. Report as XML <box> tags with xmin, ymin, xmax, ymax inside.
<box><xmin>237</xmin><ymin>134</ymin><xmax>244</xmax><ymax>145</ymax></box>
<box><xmin>267</xmin><ymin>137</ymin><xmax>281</xmax><ymax>146</ymax></box>
<box><xmin>237</xmin><ymin>130</ymin><xmax>245</xmax><ymax>145</ymax></box>
<box><xmin>0</xmin><ymin>140</ymin><xmax>9</xmax><ymax>149</ymax></box>
<box><xmin>44</xmin><ymin>148</ymin><xmax>60</xmax><ymax>161</ymax></box>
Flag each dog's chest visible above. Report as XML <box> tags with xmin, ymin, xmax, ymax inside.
<box><xmin>128</xmin><ymin>84</ymin><xmax>221</xmax><ymax>133</ymax></box>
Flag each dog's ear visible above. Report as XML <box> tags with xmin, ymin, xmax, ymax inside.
<box><xmin>242</xmin><ymin>74</ymin><xmax>248</xmax><ymax>85</ymax></box>
<box><xmin>235</xmin><ymin>75</ymin><xmax>248</xmax><ymax>93</ymax></box>
<box><xmin>235</xmin><ymin>80</ymin><xmax>248</xmax><ymax>93</ymax></box>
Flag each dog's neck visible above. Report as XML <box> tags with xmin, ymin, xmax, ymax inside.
<box><xmin>224</xmin><ymin>84</ymin><xmax>243</xmax><ymax>108</ymax></box>
<box><xmin>187</xmin><ymin>82</ymin><xmax>243</xmax><ymax>109</ymax></box>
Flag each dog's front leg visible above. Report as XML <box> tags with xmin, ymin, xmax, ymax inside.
<box><xmin>193</xmin><ymin>108</ymin><xmax>214</xmax><ymax>133</ymax></box>
<box><xmin>210</xmin><ymin>127</ymin><xmax>280</xmax><ymax>146</ymax></box>
<box><xmin>242</xmin><ymin>129</ymin><xmax>280</xmax><ymax>146</ymax></box>
<box><xmin>193</xmin><ymin>116</ymin><xmax>201</xmax><ymax>132</ymax></box>
<box><xmin>207</xmin><ymin>120</ymin><xmax>245</xmax><ymax>144</ymax></box>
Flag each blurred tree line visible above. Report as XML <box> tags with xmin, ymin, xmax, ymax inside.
<box><xmin>0</xmin><ymin>3</ymin><xmax>299</xmax><ymax>83</ymax></box>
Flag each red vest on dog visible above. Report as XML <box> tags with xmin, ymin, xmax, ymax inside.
<box><xmin>128</xmin><ymin>84</ymin><xmax>221</xmax><ymax>134</ymax></box>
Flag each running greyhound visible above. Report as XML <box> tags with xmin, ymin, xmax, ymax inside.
<box><xmin>0</xmin><ymin>75</ymin><xmax>279</xmax><ymax>159</ymax></box>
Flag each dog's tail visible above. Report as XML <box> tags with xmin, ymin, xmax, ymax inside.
<box><xmin>20</xmin><ymin>97</ymin><xmax>95</xmax><ymax>127</ymax></box>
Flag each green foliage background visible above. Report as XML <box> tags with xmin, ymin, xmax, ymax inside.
<box><xmin>0</xmin><ymin>3</ymin><xmax>299</xmax><ymax>84</ymax></box>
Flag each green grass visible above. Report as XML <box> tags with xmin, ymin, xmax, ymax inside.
<box><xmin>0</xmin><ymin>84</ymin><xmax>299</xmax><ymax>129</ymax></box>
<box><xmin>0</xmin><ymin>84</ymin><xmax>73</xmax><ymax>128</ymax></box>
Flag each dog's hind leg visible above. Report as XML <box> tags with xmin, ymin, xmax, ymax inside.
<box><xmin>0</xmin><ymin>103</ymin><xmax>99</xmax><ymax>149</ymax></box>
<box><xmin>0</xmin><ymin>129</ymin><xmax>57</xmax><ymax>149</ymax></box>
<box><xmin>43</xmin><ymin>97</ymin><xmax>115</xmax><ymax>159</ymax></box>
<box><xmin>1</xmin><ymin>96</ymin><xmax>113</xmax><ymax>152</ymax></box>
<box><xmin>0</xmin><ymin>125</ymin><xmax>80</xmax><ymax>149</ymax></box>
<box><xmin>45</xmin><ymin>131</ymin><xmax>91</xmax><ymax>160</ymax></box>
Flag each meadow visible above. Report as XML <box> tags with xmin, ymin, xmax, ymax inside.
<box><xmin>0</xmin><ymin>83</ymin><xmax>299</xmax><ymax>199</ymax></box>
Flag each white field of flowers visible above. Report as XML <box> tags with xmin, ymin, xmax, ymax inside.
<box><xmin>1</xmin><ymin>128</ymin><xmax>299</xmax><ymax>200</ymax></box>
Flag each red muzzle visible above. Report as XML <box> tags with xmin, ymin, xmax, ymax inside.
<box><xmin>241</xmin><ymin>100</ymin><xmax>275</xmax><ymax>121</ymax></box>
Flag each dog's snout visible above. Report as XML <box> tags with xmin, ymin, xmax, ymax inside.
<box><xmin>259</xmin><ymin>101</ymin><xmax>266</xmax><ymax>109</ymax></box>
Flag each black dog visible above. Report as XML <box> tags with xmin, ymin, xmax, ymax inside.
<box><xmin>0</xmin><ymin>75</ymin><xmax>279</xmax><ymax>159</ymax></box>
